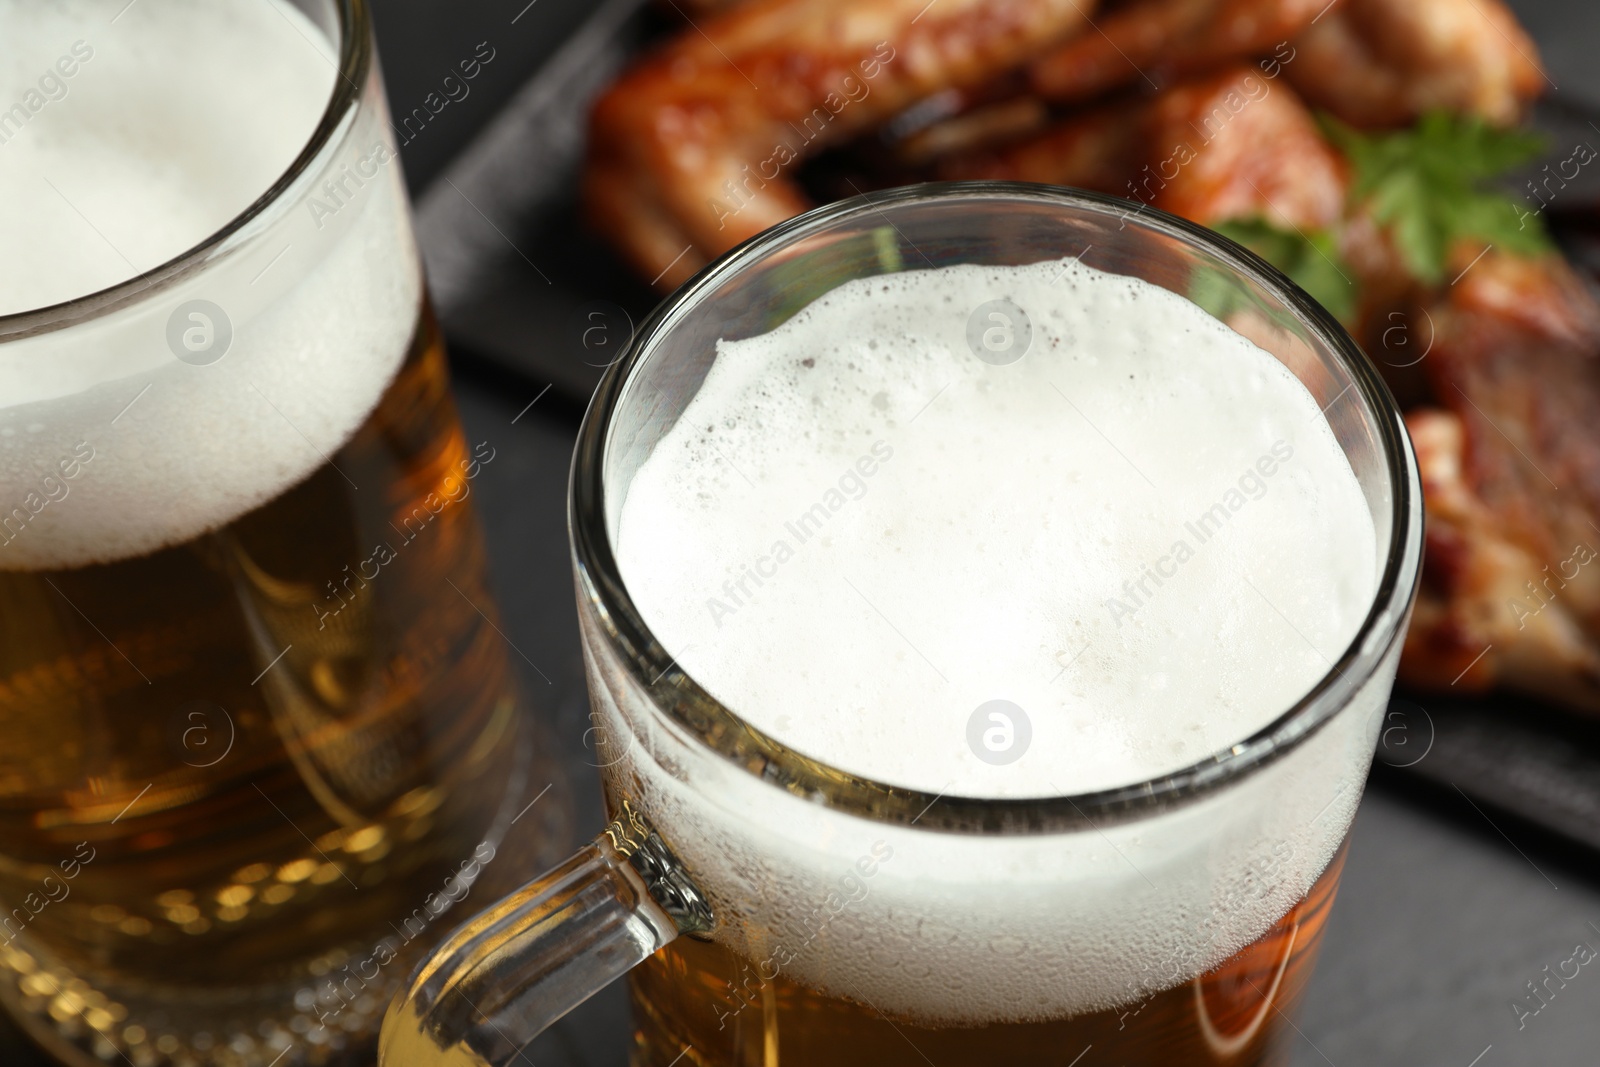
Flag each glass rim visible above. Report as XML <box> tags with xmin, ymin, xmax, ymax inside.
<box><xmin>571</xmin><ymin>180</ymin><xmax>1423</xmax><ymax>836</ymax></box>
<box><xmin>0</xmin><ymin>0</ymin><xmax>367</xmax><ymax>343</ymax></box>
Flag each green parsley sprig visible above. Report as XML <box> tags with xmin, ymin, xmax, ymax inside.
<box><xmin>1210</xmin><ymin>218</ymin><xmax>1358</xmax><ymax>322</ymax></box>
<box><xmin>1322</xmin><ymin>111</ymin><xmax>1552</xmax><ymax>285</ymax></box>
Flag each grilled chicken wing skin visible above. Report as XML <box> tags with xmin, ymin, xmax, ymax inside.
<box><xmin>942</xmin><ymin>66</ymin><xmax>1346</xmax><ymax>232</ymax></box>
<box><xmin>1029</xmin><ymin>0</ymin><xmax>1323</xmax><ymax>104</ymax></box>
<box><xmin>1285</xmin><ymin>0</ymin><xmax>1545</xmax><ymax>127</ymax></box>
<box><xmin>586</xmin><ymin>0</ymin><xmax>1100</xmax><ymax>288</ymax></box>
<box><xmin>1401</xmin><ymin>248</ymin><xmax>1600</xmax><ymax>710</ymax></box>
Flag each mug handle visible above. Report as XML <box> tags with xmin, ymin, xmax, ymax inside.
<box><xmin>378</xmin><ymin>802</ymin><xmax>713</xmax><ymax>1067</ymax></box>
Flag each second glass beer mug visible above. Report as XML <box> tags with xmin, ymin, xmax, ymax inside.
<box><xmin>382</xmin><ymin>185</ymin><xmax>1424</xmax><ymax>1067</ymax></box>
<box><xmin>0</xmin><ymin>2</ymin><xmax>567</xmax><ymax>1064</ymax></box>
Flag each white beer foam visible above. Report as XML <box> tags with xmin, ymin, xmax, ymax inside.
<box><xmin>599</xmin><ymin>259</ymin><xmax>1391</xmax><ymax>1022</ymax></box>
<box><xmin>0</xmin><ymin>0</ymin><xmax>418</xmax><ymax>570</ymax></box>
<box><xmin>0</xmin><ymin>0</ymin><xmax>333</xmax><ymax>316</ymax></box>
<box><xmin>617</xmin><ymin>260</ymin><xmax>1378</xmax><ymax>798</ymax></box>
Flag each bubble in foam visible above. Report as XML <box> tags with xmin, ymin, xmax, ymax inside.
<box><xmin>617</xmin><ymin>259</ymin><xmax>1378</xmax><ymax>798</ymax></box>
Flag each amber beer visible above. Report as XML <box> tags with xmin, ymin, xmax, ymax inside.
<box><xmin>629</xmin><ymin>849</ymin><xmax>1345</xmax><ymax>1067</ymax></box>
<box><xmin>0</xmin><ymin>314</ymin><xmax>534</xmax><ymax>1054</ymax></box>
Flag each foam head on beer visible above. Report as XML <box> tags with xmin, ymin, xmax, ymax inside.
<box><xmin>0</xmin><ymin>0</ymin><xmax>332</xmax><ymax>314</ymax></box>
<box><xmin>617</xmin><ymin>259</ymin><xmax>1377</xmax><ymax>799</ymax></box>
<box><xmin>0</xmin><ymin>0</ymin><xmax>420</xmax><ymax>570</ymax></box>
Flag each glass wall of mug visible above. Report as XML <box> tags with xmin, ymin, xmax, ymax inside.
<box><xmin>573</xmin><ymin>186</ymin><xmax>1423</xmax><ymax>1067</ymax></box>
<box><xmin>0</xmin><ymin>3</ymin><xmax>565</xmax><ymax>1065</ymax></box>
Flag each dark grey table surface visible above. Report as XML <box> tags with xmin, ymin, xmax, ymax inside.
<box><xmin>5</xmin><ymin>1</ymin><xmax>1600</xmax><ymax>1065</ymax></box>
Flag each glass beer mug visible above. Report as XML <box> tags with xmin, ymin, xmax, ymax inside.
<box><xmin>381</xmin><ymin>185</ymin><xmax>1424</xmax><ymax>1067</ymax></box>
<box><xmin>0</xmin><ymin>2</ymin><xmax>568</xmax><ymax>1064</ymax></box>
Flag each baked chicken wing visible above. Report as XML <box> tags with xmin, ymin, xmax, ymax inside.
<box><xmin>1401</xmin><ymin>248</ymin><xmax>1600</xmax><ymax>711</ymax></box>
<box><xmin>586</xmin><ymin>0</ymin><xmax>1100</xmax><ymax>289</ymax></box>
<box><xmin>1285</xmin><ymin>0</ymin><xmax>1545</xmax><ymax>127</ymax></box>
<box><xmin>1029</xmin><ymin>0</ymin><xmax>1323</xmax><ymax>104</ymax></box>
